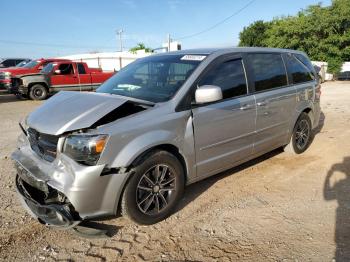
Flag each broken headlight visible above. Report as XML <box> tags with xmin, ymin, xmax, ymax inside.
<box><xmin>62</xmin><ymin>134</ymin><xmax>108</xmax><ymax>166</ymax></box>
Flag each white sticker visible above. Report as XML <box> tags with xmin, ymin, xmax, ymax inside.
<box><xmin>181</xmin><ymin>55</ymin><xmax>206</xmax><ymax>61</ymax></box>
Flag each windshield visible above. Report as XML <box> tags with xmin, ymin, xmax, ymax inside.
<box><xmin>22</xmin><ymin>60</ymin><xmax>39</xmax><ymax>69</ymax></box>
<box><xmin>16</xmin><ymin>60</ymin><xmax>30</xmax><ymax>67</ymax></box>
<box><xmin>41</xmin><ymin>63</ymin><xmax>55</xmax><ymax>74</ymax></box>
<box><xmin>96</xmin><ymin>54</ymin><xmax>205</xmax><ymax>103</ymax></box>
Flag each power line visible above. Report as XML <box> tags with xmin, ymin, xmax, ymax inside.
<box><xmin>0</xmin><ymin>39</ymin><xmax>123</xmax><ymax>50</ymax></box>
<box><xmin>175</xmin><ymin>0</ymin><xmax>257</xmax><ymax>41</ymax></box>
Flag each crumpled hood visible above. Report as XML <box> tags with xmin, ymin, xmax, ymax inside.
<box><xmin>27</xmin><ymin>91</ymin><xmax>128</xmax><ymax>135</ymax></box>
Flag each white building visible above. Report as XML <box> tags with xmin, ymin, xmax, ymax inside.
<box><xmin>59</xmin><ymin>50</ymin><xmax>152</xmax><ymax>72</ymax></box>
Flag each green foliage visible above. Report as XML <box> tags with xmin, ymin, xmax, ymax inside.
<box><xmin>129</xmin><ymin>43</ymin><xmax>153</xmax><ymax>54</ymax></box>
<box><xmin>238</xmin><ymin>0</ymin><xmax>350</xmax><ymax>74</ymax></box>
<box><xmin>238</xmin><ymin>20</ymin><xmax>271</xmax><ymax>47</ymax></box>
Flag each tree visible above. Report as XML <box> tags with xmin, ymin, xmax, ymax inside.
<box><xmin>129</xmin><ymin>43</ymin><xmax>153</xmax><ymax>54</ymax></box>
<box><xmin>238</xmin><ymin>0</ymin><xmax>350</xmax><ymax>74</ymax></box>
<box><xmin>238</xmin><ymin>20</ymin><xmax>271</xmax><ymax>47</ymax></box>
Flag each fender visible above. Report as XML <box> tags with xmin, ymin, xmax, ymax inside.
<box><xmin>111</xmin><ymin>130</ymin><xmax>180</xmax><ymax>168</ymax></box>
<box><xmin>20</xmin><ymin>73</ymin><xmax>49</xmax><ymax>89</ymax></box>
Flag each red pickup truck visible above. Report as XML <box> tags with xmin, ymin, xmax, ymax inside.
<box><xmin>0</xmin><ymin>58</ymin><xmax>71</xmax><ymax>90</ymax></box>
<box><xmin>10</xmin><ymin>61</ymin><xmax>114</xmax><ymax>100</ymax></box>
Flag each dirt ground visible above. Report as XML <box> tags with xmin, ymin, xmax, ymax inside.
<box><xmin>0</xmin><ymin>81</ymin><xmax>349</xmax><ymax>261</ymax></box>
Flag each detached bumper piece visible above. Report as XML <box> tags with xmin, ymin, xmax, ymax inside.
<box><xmin>16</xmin><ymin>171</ymin><xmax>81</xmax><ymax>227</ymax></box>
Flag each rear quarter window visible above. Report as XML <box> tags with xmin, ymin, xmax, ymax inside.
<box><xmin>247</xmin><ymin>53</ymin><xmax>287</xmax><ymax>92</ymax></box>
<box><xmin>294</xmin><ymin>54</ymin><xmax>315</xmax><ymax>74</ymax></box>
<box><xmin>286</xmin><ymin>54</ymin><xmax>314</xmax><ymax>84</ymax></box>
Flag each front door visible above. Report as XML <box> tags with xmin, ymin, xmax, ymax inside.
<box><xmin>192</xmin><ymin>55</ymin><xmax>256</xmax><ymax>178</ymax></box>
<box><xmin>50</xmin><ymin>63</ymin><xmax>79</xmax><ymax>91</ymax></box>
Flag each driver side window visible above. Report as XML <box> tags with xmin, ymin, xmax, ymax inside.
<box><xmin>58</xmin><ymin>64</ymin><xmax>74</xmax><ymax>75</ymax></box>
<box><xmin>198</xmin><ymin>59</ymin><xmax>247</xmax><ymax>100</ymax></box>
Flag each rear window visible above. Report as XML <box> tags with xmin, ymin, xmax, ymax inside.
<box><xmin>247</xmin><ymin>53</ymin><xmax>287</xmax><ymax>92</ymax></box>
<box><xmin>286</xmin><ymin>54</ymin><xmax>314</xmax><ymax>84</ymax></box>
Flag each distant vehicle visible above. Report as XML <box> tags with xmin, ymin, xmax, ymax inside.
<box><xmin>337</xmin><ymin>62</ymin><xmax>350</xmax><ymax>80</ymax></box>
<box><xmin>10</xmin><ymin>61</ymin><xmax>114</xmax><ymax>100</ymax></box>
<box><xmin>337</xmin><ymin>71</ymin><xmax>350</xmax><ymax>80</ymax></box>
<box><xmin>0</xmin><ymin>58</ymin><xmax>30</xmax><ymax>68</ymax></box>
<box><xmin>12</xmin><ymin>48</ymin><xmax>321</xmax><ymax>228</ymax></box>
<box><xmin>0</xmin><ymin>58</ymin><xmax>71</xmax><ymax>90</ymax></box>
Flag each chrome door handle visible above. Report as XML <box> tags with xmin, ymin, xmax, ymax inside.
<box><xmin>239</xmin><ymin>104</ymin><xmax>252</xmax><ymax>110</ymax></box>
<box><xmin>257</xmin><ymin>101</ymin><xmax>267</xmax><ymax>107</ymax></box>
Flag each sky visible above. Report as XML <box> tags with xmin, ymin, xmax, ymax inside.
<box><xmin>0</xmin><ymin>0</ymin><xmax>332</xmax><ymax>58</ymax></box>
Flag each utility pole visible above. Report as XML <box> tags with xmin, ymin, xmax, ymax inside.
<box><xmin>167</xmin><ymin>34</ymin><xmax>171</xmax><ymax>52</ymax></box>
<box><xmin>116</xmin><ymin>29</ymin><xmax>124</xmax><ymax>52</ymax></box>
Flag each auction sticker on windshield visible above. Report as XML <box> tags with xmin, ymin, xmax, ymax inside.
<box><xmin>181</xmin><ymin>55</ymin><xmax>206</xmax><ymax>61</ymax></box>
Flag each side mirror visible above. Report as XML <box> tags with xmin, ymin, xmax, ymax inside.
<box><xmin>54</xmin><ymin>70</ymin><xmax>61</xmax><ymax>75</ymax></box>
<box><xmin>195</xmin><ymin>85</ymin><xmax>223</xmax><ymax>104</ymax></box>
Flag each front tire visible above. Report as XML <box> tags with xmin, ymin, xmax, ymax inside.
<box><xmin>121</xmin><ymin>150</ymin><xmax>185</xmax><ymax>225</ymax></box>
<box><xmin>284</xmin><ymin>112</ymin><xmax>312</xmax><ymax>154</ymax></box>
<box><xmin>29</xmin><ymin>84</ymin><xmax>48</xmax><ymax>100</ymax></box>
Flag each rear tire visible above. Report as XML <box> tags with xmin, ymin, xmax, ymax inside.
<box><xmin>284</xmin><ymin>112</ymin><xmax>312</xmax><ymax>154</ymax></box>
<box><xmin>121</xmin><ymin>150</ymin><xmax>185</xmax><ymax>225</ymax></box>
<box><xmin>29</xmin><ymin>84</ymin><xmax>48</xmax><ymax>100</ymax></box>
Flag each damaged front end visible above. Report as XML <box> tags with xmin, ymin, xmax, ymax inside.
<box><xmin>12</xmin><ymin>135</ymin><xmax>83</xmax><ymax>227</ymax></box>
<box><xmin>12</xmin><ymin>91</ymin><xmax>152</xmax><ymax>228</ymax></box>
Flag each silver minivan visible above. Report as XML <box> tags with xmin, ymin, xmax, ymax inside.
<box><xmin>13</xmin><ymin>48</ymin><xmax>321</xmax><ymax>227</ymax></box>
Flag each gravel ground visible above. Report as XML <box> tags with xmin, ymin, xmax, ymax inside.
<box><xmin>0</xmin><ymin>81</ymin><xmax>350</xmax><ymax>261</ymax></box>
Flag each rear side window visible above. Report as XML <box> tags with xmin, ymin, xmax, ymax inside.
<box><xmin>286</xmin><ymin>54</ymin><xmax>314</xmax><ymax>84</ymax></box>
<box><xmin>199</xmin><ymin>59</ymin><xmax>247</xmax><ymax>99</ymax></box>
<box><xmin>247</xmin><ymin>53</ymin><xmax>287</xmax><ymax>92</ymax></box>
<box><xmin>77</xmin><ymin>63</ymin><xmax>86</xmax><ymax>74</ymax></box>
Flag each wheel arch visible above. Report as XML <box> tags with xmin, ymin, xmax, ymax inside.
<box><xmin>129</xmin><ymin>144</ymin><xmax>188</xmax><ymax>181</ymax></box>
<box><xmin>114</xmin><ymin>143</ymin><xmax>188</xmax><ymax>216</ymax></box>
<box><xmin>300</xmin><ymin>107</ymin><xmax>314</xmax><ymax>128</ymax></box>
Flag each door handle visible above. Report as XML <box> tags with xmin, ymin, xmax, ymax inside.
<box><xmin>257</xmin><ymin>101</ymin><xmax>267</xmax><ymax>107</ymax></box>
<box><xmin>239</xmin><ymin>104</ymin><xmax>252</xmax><ymax>110</ymax></box>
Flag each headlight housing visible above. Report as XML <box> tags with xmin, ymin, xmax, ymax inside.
<box><xmin>63</xmin><ymin>134</ymin><xmax>109</xmax><ymax>166</ymax></box>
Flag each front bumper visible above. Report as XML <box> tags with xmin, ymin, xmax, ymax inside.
<box><xmin>16</xmin><ymin>173</ymin><xmax>79</xmax><ymax>227</ymax></box>
<box><xmin>12</xmin><ymin>133</ymin><xmax>130</xmax><ymax>227</ymax></box>
<box><xmin>7</xmin><ymin>84</ymin><xmax>27</xmax><ymax>95</ymax></box>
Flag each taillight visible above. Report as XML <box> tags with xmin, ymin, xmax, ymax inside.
<box><xmin>315</xmin><ymin>85</ymin><xmax>321</xmax><ymax>100</ymax></box>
